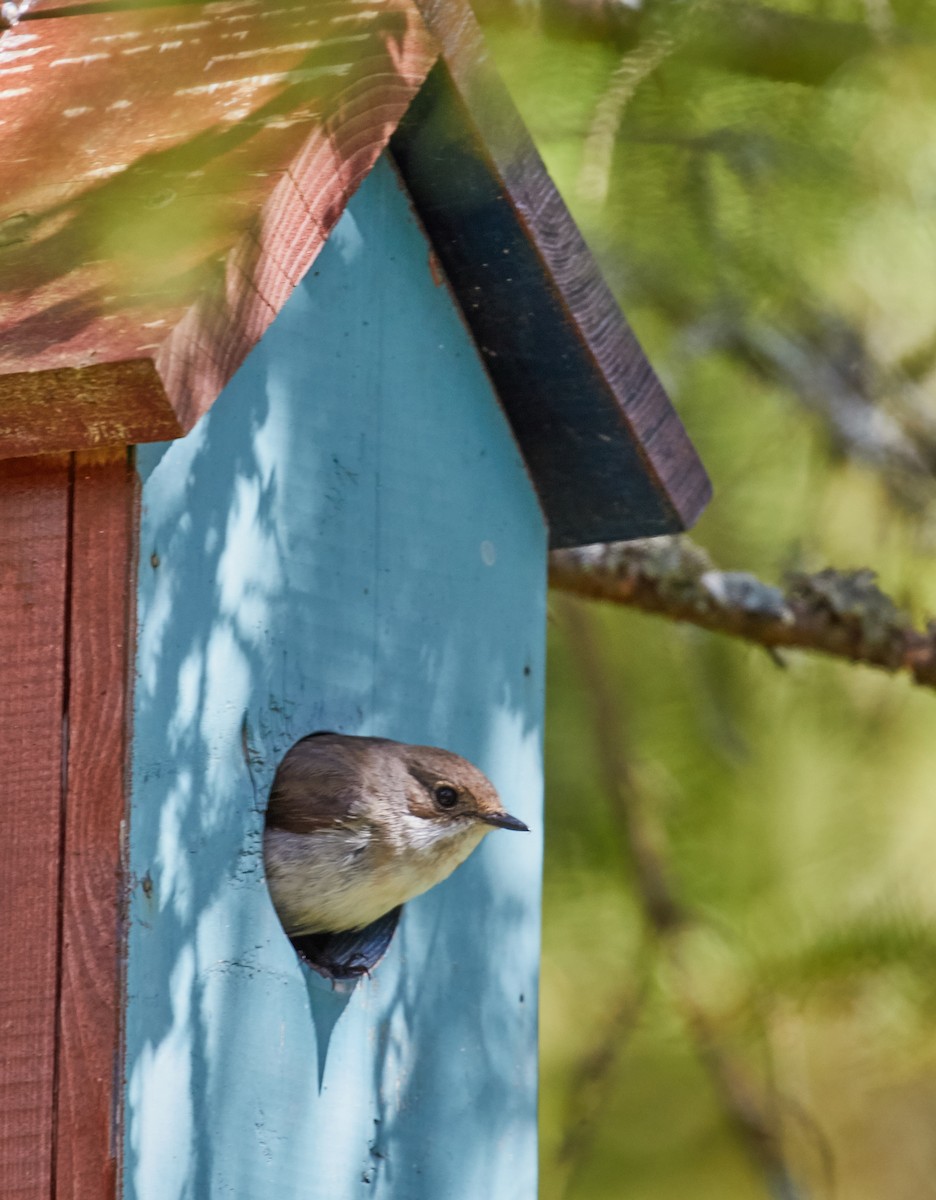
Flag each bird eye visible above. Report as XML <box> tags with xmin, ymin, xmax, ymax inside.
<box><xmin>434</xmin><ymin>784</ymin><xmax>459</xmax><ymax>809</ymax></box>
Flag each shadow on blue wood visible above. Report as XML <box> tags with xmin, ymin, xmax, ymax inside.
<box><xmin>126</xmin><ymin>154</ymin><xmax>546</xmax><ymax>1200</ymax></box>
<box><xmin>306</xmin><ymin>980</ymin><xmax>356</xmax><ymax>1093</ymax></box>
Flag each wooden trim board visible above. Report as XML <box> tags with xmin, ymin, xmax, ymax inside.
<box><xmin>392</xmin><ymin>0</ymin><xmax>712</xmax><ymax>546</ymax></box>
<box><xmin>0</xmin><ymin>449</ymin><xmax>136</xmax><ymax>1199</ymax></box>
<box><xmin>0</xmin><ymin>454</ymin><xmax>70</xmax><ymax>1200</ymax></box>
<box><xmin>56</xmin><ymin>448</ymin><xmax>136</xmax><ymax>1200</ymax></box>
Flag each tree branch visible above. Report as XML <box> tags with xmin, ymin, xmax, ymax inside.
<box><xmin>550</xmin><ymin>537</ymin><xmax>936</xmax><ymax>688</ymax></box>
<box><xmin>555</xmin><ymin>973</ymin><xmax>650</xmax><ymax>1196</ymax></box>
<box><xmin>619</xmin><ymin>270</ymin><xmax>936</xmax><ymax>523</ymax></box>
<box><xmin>475</xmin><ymin>0</ymin><xmax>908</xmax><ymax>85</ymax></box>
<box><xmin>561</xmin><ymin>599</ymin><xmax>811</xmax><ymax>1196</ymax></box>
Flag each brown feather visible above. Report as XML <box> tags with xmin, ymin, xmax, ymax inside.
<box><xmin>265</xmin><ymin>733</ymin><xmax>384</xmax><ymax>835</ymax></box>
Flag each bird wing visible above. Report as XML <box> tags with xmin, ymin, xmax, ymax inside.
<box><xmin>265</xmin><ymin>736</ymin><xmax>366</xmax><ymax>836</ymax></box>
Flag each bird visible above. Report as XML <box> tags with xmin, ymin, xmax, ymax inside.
<box><xmin>263</xmin><ymin>732</ymin><xmax>529</xmax><ymax>947</ymax></box>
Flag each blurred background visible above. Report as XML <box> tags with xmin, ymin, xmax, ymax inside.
<box><xmin>471</xmin><ymin>2</ymin><xmax>936</xmax><ymax>1196</ymax></box>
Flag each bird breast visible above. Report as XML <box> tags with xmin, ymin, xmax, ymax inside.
<box><xmin>264</xmin><ymin>817</ymin><xmax>487</xmax><ymax>936</ymax></box>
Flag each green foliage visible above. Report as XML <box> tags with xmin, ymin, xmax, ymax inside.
<box><xmin>481</xmin><ymin>4</ymin><xmax>936</xmax><ymax>1196</ymax></box>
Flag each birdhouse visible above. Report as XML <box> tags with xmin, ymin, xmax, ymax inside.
<box><xmin>0</xmin><ymin>1</ymin><xmax>709</xmax><ymax>1197</ymax></box>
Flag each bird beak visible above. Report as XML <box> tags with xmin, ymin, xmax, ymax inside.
<box><xmin>481</xmin><ymin>810</ymin><xmax>529</xmax><ymax>832</ymax></box>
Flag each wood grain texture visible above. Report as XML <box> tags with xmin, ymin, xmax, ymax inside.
<box><xmin>391</xmin><ymin>0</ymin><xmax>712</xmax><ymax>547</ymax></box>
<box><xmin>125</xmin><ymin>154</ymin><xmax>544</xmax><ymax>1200</ymax></box>
<box><xmin>55</xmin><ymin>448</ymin><xmax>137</xmax><ymax>1200</ymax></box>
<box><xmin>0</xmin><ymin>0</ymin><xmax>435</xmax><ymax>456</ymax></box>
<box><xmin>0</xmin><ymin>454</ymin><xmax>70</xmax><ymax>1200</ymax></box>
<box><xmin>0</xmin><ymin>362</ymin><xmax>183</xmax><ymax>459</ymax></box>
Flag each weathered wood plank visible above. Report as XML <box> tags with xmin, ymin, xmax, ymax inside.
<box><xmin>0</xmin><ymin>0</ymin><xmax>710</xmax><ymax>551</ymax></box>
<box><xmin>126</xmin><ymin>154</ymin><xmax>544</xmax><ymax>1200</ymax></box>
<box><xmin>0</xmin><ymin>0</ymin><xmax>435</xmax><ymax>456</ymax></box>
<box><xmin>392</xmin><ymin>0</ymin><xmax>712</xmax><ymax>546</ymax></box>
<box><xmin>0</xmin><ymin>363</ymin><xmax>183</xmax><ymax>460</ymax></box>
<box><xmin>55</xmin><ymin>447</ymin><xmax>136</xmax><ymax>1200</ymax></box>
<box><xmin>0</xmin><ymin>454</ymin><xmax>70</xmax><ymax>1200</ymax></box>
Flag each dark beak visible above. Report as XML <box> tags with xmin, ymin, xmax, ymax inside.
<box><xmin>481</xmin><ymin>811</ymin><xmax>529</xmax><ymax>832</ymax></box>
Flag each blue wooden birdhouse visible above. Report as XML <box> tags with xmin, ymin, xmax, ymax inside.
<box><xmin>0</xmin><ymin>1</ymin><xmax>709</xmax><ymax>1198</ymax></box>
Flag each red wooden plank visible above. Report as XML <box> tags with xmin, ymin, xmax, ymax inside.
<box><xmin>0</xmin><ymin>0</ymin><xmax>436</xmax><ymax>457</ymax></box>
<box><xmin>55</xmin><ymin>448</ymin><xmax>136</xmax><ymax>1200</ymax></box>
<box><xmin>0</xmin><ymin>454</ymin><xmax>70</xmax><ymax>1200</ymax></box>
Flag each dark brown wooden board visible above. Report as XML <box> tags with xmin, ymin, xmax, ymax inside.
<box><xmin>0</xmin><ymin>454</ymin><xmax>70</xmax><ymax>1200</ymax></box>
<box><xmin>55</xmin><ymin>448</ymin><xmax>136</xmax><ymax>1200</ymax></box>
<box><xmin>392</xmin><ymin>0</ymin><xmax>712</xmax><ymax>547</ymax></box>
<box><xmin>0</xmin><ymin>0</ymin><xmax>435</xmax><ymax>456</ymax></box>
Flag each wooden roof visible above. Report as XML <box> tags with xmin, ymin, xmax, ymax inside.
<box><xmin>0</xmin><ymin>0</ymin><xmax>710</xmax><ymax>547</ymax></box>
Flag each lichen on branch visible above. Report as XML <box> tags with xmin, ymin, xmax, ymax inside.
<box><xmin>549</xmin><ymin>537</ymin><xmax>936</xmax><ymax>688</ymax></box>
